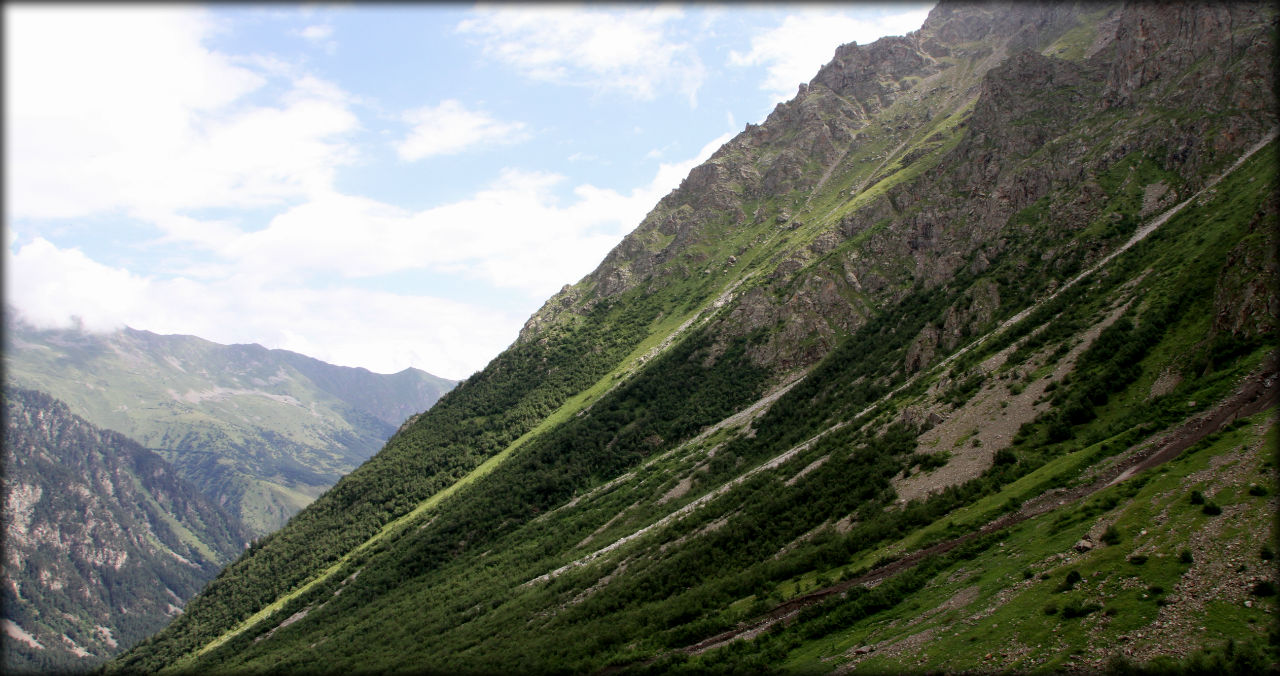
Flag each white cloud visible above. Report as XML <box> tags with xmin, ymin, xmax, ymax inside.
<box><xmin>5</xmin><ymin>130</ymin><xmax>734</xmax><ymax>378</ymax></box>
<box><xmin>5</xmin><ymin>5</ymin><xmax>359</xmax><ymax>229</ymax></box>
<box><xmin>298</xmin><ymin>24</ymin><xmax>334</xmax><ymax>41</ymax></box>
<box><xmin>2</xmin><ymin>4</ymin><xmax>750</xmax><ymax>379</ymax></box>
<box><xmin>294</xmin><ymin>23</ymin><xmax>337</xmax><ymax>55</ymax></box>
<box><xmin>729</xmin><ymin>5</ymin><xmax>933</xmax><ymax>102</ymax></box>
<box><xmin>396</xmin><ymin>100</ymin><xmax>528</xmax><ymax>161</ymax></box>
<box><xmin>5</xmin><ymin>237</ymin><xmax>150</xmax><ymax>334</ymax></box>
<box><xmin>457</xmin><ymin>5</ymin><xmax>705</xmax><ymax>104</ymax></box>
<box><xmin>230</xmin><ymin>130</ymin><xmax>734</xmax><ymax>299</ymax></box>
<box><xmin>4</xmin><ymin>235</ymin><xmax>518</xmax><ymax>379</ymax></box>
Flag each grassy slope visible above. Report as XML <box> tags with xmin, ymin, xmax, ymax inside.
<box><xmin>168</xmin><ymin>275</ymin><xmax>751</xmax><ymax>663</ymax></box>
<box><xmin>696</xmin><ymin>413</ymin><xmax>1276</xmax><ymax>674</ymax></box>
<box><xmin>150</xmin><ymin>114</ymin><xmax>1276</xmax><ymax>676</ymax></box>
<box><xmin>111</xmin><ymin>6</ymin><xmax>1276</xmax><ymax>670</ymax></box>
<box><xmin>119</xmin><ymin>40</ymin><xmax>1007</xmax><ymax>673</ymax></box>
<box><xmin>664</xmin><ymin>140</ymin><xmax>1279</xmax><ymax>674</ymax></box>
<box><xmin>113</xmin><ymin>25</ymin><xmax>998</xmax><ymax>669</ymax></box>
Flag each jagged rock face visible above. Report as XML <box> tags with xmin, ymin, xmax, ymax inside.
<box><xmin>969</xmin><ymin>50</ymin><xmax>1099</xmax><ymax>157</ymax></box>
<box><xmin>1097</xmin><ymin>2</ymin><xmax>1276</xmax><ymax>179</ymax></box>
<box><xmin>2</xmin><ymin>387</ymin><xmax>250</xmax><ymax>671</ymax></box>
<box><xmin>809</xmin><ymin>38</ymin><xmax>933</xmax><ymax>108</ymax></box>
<box><xmin>520</xmin><ymin>3</ymin><xmax>1142</xmax><ymax>356</ymax></box>
<box><xmin>1104</xmin><ymin>3</ymin><xmax>1272</xmax><ymax>107</ymax></box>
<box><xmin>520</xmin><ymin>3</ymin><xmax>1035</xmax><ymax>339</ymax></box>
<box><xmin>737</xmin><ymin>0</ymin><xmax>1274</xmax><ymax>375</ymax></box>
<box><xmin>565</xmin><ymin>0</ymin><xmax>1271</xmax><ymax>378</ymax></box>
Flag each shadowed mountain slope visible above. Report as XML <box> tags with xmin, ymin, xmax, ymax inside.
<box><xmin>2</xmin><ymin>387</ymin><xmax>252</xmax><ymax>673</ymax></box>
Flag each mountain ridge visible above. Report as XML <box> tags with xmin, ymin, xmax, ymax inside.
<box><xmin>4</xmin><ymin>315</ymin><xmax>456</xmax><ymax>534</ymax></box>
<box><xmin>111</xmin><ymin>2</ymin><xmax>1277</xmax><ymax>672</ymax></box>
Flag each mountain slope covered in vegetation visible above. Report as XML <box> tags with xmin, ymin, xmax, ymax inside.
<box><xmin>113</xmin><ymin>2</ymin><xmax>1278</xmax><ymax>672</ymax></box>
<box><xmin>2</xmin><ymin>387</ymin><xmax>251</xmax><ymax>673</ymax></box>
<box><xmin>4</xmin><ymin>320</ymin><xmax>455</xmax><ymax>534</ymax></box>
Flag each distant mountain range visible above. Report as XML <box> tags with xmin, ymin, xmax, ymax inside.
<box><xmin>4</xmin><ymin>315</ymin><xmax>456</xmax><ymax>534</ymax></box>
<box><xmin>3</xmin><ymin>387</ymin><xmax>252</xmax><ymax>673</ymax></box>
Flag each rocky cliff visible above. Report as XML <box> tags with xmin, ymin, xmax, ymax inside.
<box><xmin>2</xmin><ymin>388</ymin><xmax>251</xmax><ymax>673</ymax></box>
<box><xmin>521</xmin><ymin>1</ymin><xmax>1273</xmax><ymax>377</ymax></box>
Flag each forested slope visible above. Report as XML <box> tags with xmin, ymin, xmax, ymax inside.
<box><xmin>112</xmin><ymin>2</ymin><xmax>1278</xmax><ymax>673</ymax></box>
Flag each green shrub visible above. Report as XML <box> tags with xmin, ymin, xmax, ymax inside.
<box><xmin>1202</xmin><ymin>502</ymin><xmax>1222</xmax><ymax>516</ymax></box>
<box><xmin>1101</xmin><ymin>525</ymin><xmax>1122</xmax><ymax>545</ymax></box>
<box><xmin>1179</xmin><ymin>549</ymin><xmax>1194</xmax><ymax>564</ymax></box>
<box><xmin>1248</xmin><ymin>484</ymin><xmax>1269</xmax><ymax>497</ymax></box>
<box><xmin>1128</xmin><ymin>555</ymin><xmax>1148</xmax><ymax>565</ymax></box>
<box><xmin>1056</xmin><ymin>570</ymin><xmax>1083</xmax><ymax>593</ymax></box>
<box><xmin>1061</xmin><ymin>600</ymin><xmax>1102</xmax><ymax>618</ymax></box>
<box><xmin>1190</xmin><ymin>490</ymin><xmax>1206</xmax><ymax>505</ymax></box>
<box><xmin>1251</xmin><ymin>581</ymin><xmax>1277</xmax><ymax>597</ymax></box>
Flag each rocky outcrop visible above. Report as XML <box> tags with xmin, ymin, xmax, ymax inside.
<box><xmin>519</xmin><ymin>0</ymin><xmax>1276</xmax><ymax>386</ymax></box>
<box><xmin>3</xmin><ymin>387</ymin><xmax>250</xmax><ymax>671</ymax></box>
<box><xmin>1099</xmin><ymin>2</ymin><xmax>1276</xmax><ymax>181</ymax></box>
<box><xmin>1103</xmin><ymin>3</ymin><xmax>1273</xmax><ymax>108</ymax></box>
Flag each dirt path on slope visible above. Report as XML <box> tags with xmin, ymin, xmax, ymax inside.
<box><xmin>676</xmin><ymin>361</ymin><xmax>1277</xmax><ymax>657</ymax></box>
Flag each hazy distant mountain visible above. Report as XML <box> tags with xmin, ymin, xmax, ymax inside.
<box><xmin>4</xmin><ymin>317</ymin><xmax>455</xmax><ymax>534</ymax></box>
<box><xmin>2</xmin><ymin>387</ymin><xmax>251</xmax><ymax>673</ymax></box>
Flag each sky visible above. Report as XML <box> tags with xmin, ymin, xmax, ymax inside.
<box><xmin>5</xmin><ymin>2</ymin><xmax>935</xmax><ymax>380</ymax></box>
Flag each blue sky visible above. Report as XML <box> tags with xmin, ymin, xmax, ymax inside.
<box><xmin>5</xmin><ymin>2</ymin><xmax>934</xmax><ymax>379</ymax></box>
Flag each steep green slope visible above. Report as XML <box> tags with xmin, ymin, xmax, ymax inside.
<box><xmin>112</xmin><ymin>2</ymin><xmax>1278</xmax><ymax>672</ymax></box>
<box><xmin>2</xmin><ymin>387</ymin><xmax>251</xmax><ymax>673</ymax></box>
<box><xmin>4</xmin><ymin>322</ymin><xmax>455</xmax><ymax>533</ymax></box>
